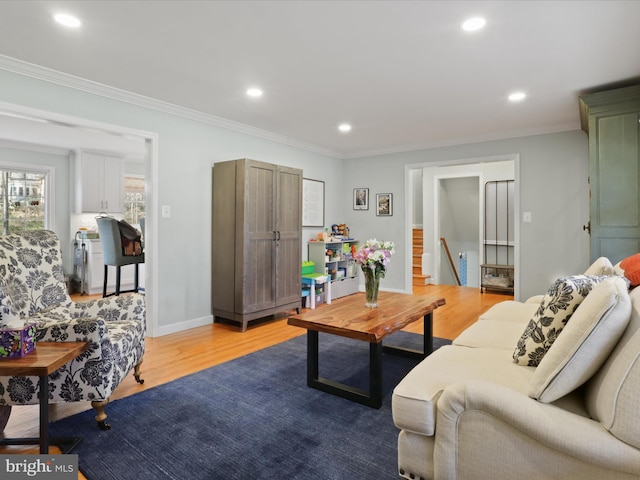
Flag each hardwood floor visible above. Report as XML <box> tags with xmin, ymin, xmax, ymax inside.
<box><xmin>0</xmin><ymin>284</ymin><xmax>511</xmax><ymax>478</ymax></box>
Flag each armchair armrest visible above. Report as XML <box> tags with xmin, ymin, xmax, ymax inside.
<box><xmin>67</xmin><ymin>293</ymin><xmax>146</xmax><ymax>333</ymax></box>
<box><xmin>30</xmin><ymin>310</ymin><xmax>107</xmax><ymax>346</ymax></box>
<box><xmin>435</xmin><ymin>381</ymin><xmax>640</xmax><ymax>478</ymax></box>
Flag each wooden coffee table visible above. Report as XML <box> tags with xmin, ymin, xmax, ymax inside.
<box><xmin>288</xmin><ymin>291</ymin><xmax>445</xmax><ymax>408</ymax></box>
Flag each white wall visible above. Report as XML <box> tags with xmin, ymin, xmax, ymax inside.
<box><xmin>410</xmin><ymin>169</ymin><xmax>422</xmax><ymax>227</ymax></box>
<box><xmin>344</xmin><ymin>131</ymin><xmax>590</xmax><ymax>300</ymax></box>
<box><xmin>0</xmin><ymin>68</ymin><xmax>344</xmax><ymax>336</ymax></box>
<box><xmin>437</xmin><ymin>176</ymin><xmax>480</xmax><ymax>287</ymax></box>
<box><xmin>0</xmin><ymin>66</ymin><xmax>591</xmax><ymax>328</ymax></box>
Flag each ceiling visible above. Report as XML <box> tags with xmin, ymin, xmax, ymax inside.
<box><xmin>0</xmin><ymin>0</ymin><xmax>639</xmax><ymax>159</ymax></box>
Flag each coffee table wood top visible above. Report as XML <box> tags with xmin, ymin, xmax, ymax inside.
<box><xmin>0</xmin><ymin>342</ymin><xmax>89</xmax><ymax>376</ymax></box>
<box><xmin>288</xmin><ymin>291</ymin><xmax>445</xmax><ymax>342</ymax></box>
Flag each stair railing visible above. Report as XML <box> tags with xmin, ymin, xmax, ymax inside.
<box><xmin>440</xmin><ymin>237</ymin><xmax>461</xmax><ymax>286</ymax></box>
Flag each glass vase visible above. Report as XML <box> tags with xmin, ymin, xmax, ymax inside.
<box><xmin>363</xmin><ymin>268</ymin><xmax>380</xmax><ymax>308</ymax></box>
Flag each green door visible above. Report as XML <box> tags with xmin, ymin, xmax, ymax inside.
<box><xmin>581</xmin><ymin>86</ymin><xmax>640</xmax><ymax>264</ymax></box>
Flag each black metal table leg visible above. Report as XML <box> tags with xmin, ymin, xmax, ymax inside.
<box><xmin>424</xmin><ymin>311</ymin><xmax>434</xmax><ymax>356</ymax></box>
<box><xmin>307</xmin><ymin>330</ymin><xmax>319</xmax><ymax>385</ymax></box>
<box><xmin>306</xmin><ymin>330</ymin><xmax>384</xmax><ymax>409</ymax></box>
<box><xmin>382</xmin><ymin>312</ymin><xmax>434</xmax><ymax>359</ymax></box>
<box><xmin>39</xmin><ymin>374</ymin><xmax>48</xmax><ymax>453</ymax></box>
<box><xmin>304</xmin><ymin>312</ymin><xmax>434</xmax><ymax>409</ymax></box>
<box><xmin>368</xmin><ymin>341</ymin><xmax>383</xmax><ymax>408</ymax></box>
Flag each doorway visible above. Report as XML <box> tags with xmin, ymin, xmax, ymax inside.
<box><xmin>405</xmin><ymin>155</ymin><xmax>519</xmax><ymax>298</ymax></box>
<box><xmin>436</xmin><ymin>176</ymin><xmax>480</xmax><ymax>287</ymax></box>
<box><xmin>0</xmin><ymin>101</ymin><xmax>159</xmax><ymax>336</ymax></box>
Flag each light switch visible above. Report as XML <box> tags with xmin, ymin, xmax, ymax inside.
<box><xmin>162</xmin><ymin>205</ymin><xmax>171</xmax><ymax>218</ymax></box>
<box><xmin>523</xmin><ymin>211</ymin><xmax>532</xmax><ymax>223</ymax></box>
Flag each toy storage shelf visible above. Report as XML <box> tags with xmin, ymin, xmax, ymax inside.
<box><xmin>308</xmin><ymin>239</ymin><xmax>359</xmax><ymax>300</ymax></box>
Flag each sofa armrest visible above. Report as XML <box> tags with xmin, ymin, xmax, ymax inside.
<box><xmin>435</xmin><ymin>381</ymin><xmax>640</xmax><ymax>479</ymax></box>
<box><xmin>524</xmin><ymin>294</ymin><xmax>544</xmax><ymax>304</ymax></box>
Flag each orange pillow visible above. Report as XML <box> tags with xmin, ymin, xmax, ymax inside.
<box><xmin>620</xmin><ymin>253</ymin><xmax>640</xmax><ymax>287</ymax></box>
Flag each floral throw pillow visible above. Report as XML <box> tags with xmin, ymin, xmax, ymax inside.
<box><xmin>513</xmin><ymin>275</ymin><xmax>608</xmax><ymax>366</ymax></box>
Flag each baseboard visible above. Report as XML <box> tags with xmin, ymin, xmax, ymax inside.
<box><xmin>153</xmin><ymin>314</ymin><xmax>213</xmax><ymax>338</ymax></box>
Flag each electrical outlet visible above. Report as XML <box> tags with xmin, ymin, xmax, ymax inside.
<box><xmin>162</xmin><ymin>205</ymin><xmax>171</xmax><ymax>218</ymax></box>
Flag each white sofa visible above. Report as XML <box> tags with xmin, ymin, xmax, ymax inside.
<box><xmin>392</xmin><ymin>270</ymin><xmax>640</xmax><ymax>480</ymax></box>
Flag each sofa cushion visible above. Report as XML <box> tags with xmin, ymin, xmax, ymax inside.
<box><xmin>477</xmin><ymin>300</ymin><xmax>539</xmax><ymax>323</ymax></box>
<box><xmin>392</xmin><ymin>345</ymin><xmax>535</xmax><ymax>436</ymax></box>
<box><xmin>529</xmin><ymin>277</ymin><xmax>631</xmax><ymax>403</ymax></box>
<box><xmin>586</xmin><ymin>286</ymin><xmax>640</xmax><ymax>449</ymax></box>
<box><xmin>453</xmin><ymin>301</ymin><xmax>537</xmax><ymax>350</ymax></box>
<box><xmin>454</xmin><ymin>318</ymin><xmax>530</xmax><ymax>350</ymax></box>
<box><xmin>513</xmin><ymin>275</ymin><xmax>607</xmax><ymax>366</ymax></box>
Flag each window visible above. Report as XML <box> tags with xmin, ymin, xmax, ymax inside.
<box><xmin>124</xmin><ymin>175</ymin><xmax>145</xmax><ymax>225</ymax></box>
<box><xmin>0</xmin><ymin>167</ymin><xmax>50</xmax><ymax>234</ymax></box>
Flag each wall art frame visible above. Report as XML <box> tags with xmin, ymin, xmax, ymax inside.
<box><xmin>376</xmin><ymin>193</ymin><xmax>393</xmax><ymax>216</ymax></box>
<box><xmin>353</xmin><ymin>188</ymin><xmax>369</xmax><ymax>210</ymax></box>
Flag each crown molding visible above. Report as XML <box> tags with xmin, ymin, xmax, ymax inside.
<box><xmin>0</xmin><ymin>55</ymin><xmax>344</xmax><ymax>159</ymax></box>
<box><xmin>0</xmin><ymin>55</ymin><xmax>580</xmax><ymax>162</ymax></box>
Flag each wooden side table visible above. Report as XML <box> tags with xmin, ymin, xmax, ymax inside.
<box><xmin>0</xmin><ymin>341</ymin><xmax>89</xmax><ymax>454</ymax></box>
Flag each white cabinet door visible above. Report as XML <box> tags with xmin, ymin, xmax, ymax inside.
<box><xmin>75</xmin><ymin>151</ymin><xmax>124</xmax><ymax>213</ymax></box>
<box><xmin>102</xmin><ymin>157</ymin><xmax>124</xmax><ymax>212</ymax></box>
<box><xmin>79</xmin><ymin>152</ymin><xmax>104</xmax><ymax>212</ymax></box>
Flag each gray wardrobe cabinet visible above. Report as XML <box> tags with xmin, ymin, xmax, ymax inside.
<box><xmin>212</xmin><ymin>159</ymin><xmax>302</xmax><ymax>332</ymax></box>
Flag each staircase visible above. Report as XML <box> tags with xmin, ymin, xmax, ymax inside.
<box><xmin>412</xmin><ymin>228</ymin><xmax>431</xmax><ymax>286</ymax></box>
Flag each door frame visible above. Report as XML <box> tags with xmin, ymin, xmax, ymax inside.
<box><xmin>0</xmin><ymin>100</ymin><xmax>160</xmax><ymax>337</ymax></box>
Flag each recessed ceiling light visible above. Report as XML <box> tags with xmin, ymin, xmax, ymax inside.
<box><xmin>508</xmin><ymin>91</ymin><xmax>527</xmax><ymax>102</ymax></box>
<box><xmin>246</xmin><ymin>88</ymin><xmax>263</xmax><ymax>98</ymax></box>
<box><xmin>54</xmin><ymin>13</ymin><xmax>82</xmax><ymax>28</ymax></box>
<box><xmin>338</xmin><ymin>123</ymin><xmax>352</xmax><ymax>133</ymax></box>
<box><xmin>462</xmin><ymin>17</ymin><xmax>486</xmax><ymax>32</ymax></box>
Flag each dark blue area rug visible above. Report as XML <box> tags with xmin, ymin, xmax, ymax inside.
<box><xmin>51</xmin><ymin>331</ymin><xmax>450</xmax><ymax>480</ymax></box>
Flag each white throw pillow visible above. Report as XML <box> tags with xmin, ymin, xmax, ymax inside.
<box><xmin>583</xmin><ymin>257</ymin><xmax>614</xmax><ymax>276</ymax></box>
<box><xmin>529</xmin><ymin>276</ymin><xmax>631</xmax><ymax>403</ymax></box>
<box><xmin>613</xmin><ymin>261</ymin><xmax>624</xmax><ymax>276</ymax></box>
<box><xmin>513</xmin><ymin>275</ymin><xmax>608</xmax><ymax>366</ymax></box>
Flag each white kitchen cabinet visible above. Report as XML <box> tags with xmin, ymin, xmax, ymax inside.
<box><xmin>74</xmin><ymin>151</ymin><xmax>124</xmax><ymax>213</ymax></box>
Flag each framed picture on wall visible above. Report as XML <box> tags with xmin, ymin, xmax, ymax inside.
<box><xmin>376</xmin><ymin>193</ymin><xmax>393</xmax><ymax>216</ymax></box>
<box><xmin>353</xmin><ymin>188</ymin><xmax>369</xmax><ymax>210</ymax></box>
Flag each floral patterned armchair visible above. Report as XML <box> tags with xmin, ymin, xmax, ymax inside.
<box><xmin>0</xmin><ymin>230</ymin><xmax>145</xmax><ymax>430</ymax></box>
